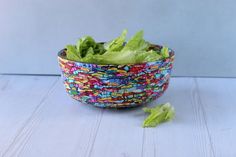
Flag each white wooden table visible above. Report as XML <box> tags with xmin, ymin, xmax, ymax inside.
<box><xmin>0</xmin><ymin>75</ymin><xmax>235</xmax><ymax>157</ymax></box>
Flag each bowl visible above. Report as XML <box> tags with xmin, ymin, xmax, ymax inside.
<box><xmin>57</xmin><ymin>44</ymin><xmax>174</xmax><ymax>108</ymax></box>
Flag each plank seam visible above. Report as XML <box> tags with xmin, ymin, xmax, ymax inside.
<box><xmin>2</xmin><ymin>77</ymin><xmax>59</xmax><ymax>156</ymax></box>
<box><xmin>194</xmin><ymin>78</ymin><xmax>216</xmax><ymax>157</ymax></box>
<box><xmin>141</xmin><ymin>128</ymin><xmax>146</xmax><ymax>157</ymax></box>
<box><xmin>87</xmin><ymin>109</ymin><xmax>104</xmax><ymax>157</ymax></box>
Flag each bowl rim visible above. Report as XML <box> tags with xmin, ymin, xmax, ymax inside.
<box><xmin>57</xmin><ymin>44</ymin><xmax>174</xmax><ymax>66</ymax></box>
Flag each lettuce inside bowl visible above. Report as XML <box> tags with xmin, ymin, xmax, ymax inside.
<box><xmin>65</xmin><ymin>30</ymin><xmax>170</xmax><ymax>65</ymax></box>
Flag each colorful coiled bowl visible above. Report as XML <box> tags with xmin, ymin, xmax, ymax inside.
<box><xmin>58</xmin><ymin>45</ymin><xmax>174</xmax><ymax>108</ymax></box>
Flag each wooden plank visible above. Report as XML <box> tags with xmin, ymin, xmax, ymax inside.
<box><xmin>6</xmin><ymin>80</ymin><xmax>104</xmax><ymax>157</ymax></box>
<box><xmin>0</xmin><ymin>75</ymin><xmax>58</xmax><ymax>156</ymax></box>
<box><xmin>142</xmin><ymin>78</ymin><xmax>214</xmax><ymax>157</ymax></box>
<box><xmin>2</xmin><ymin>76</ymin><xmax>233</xmax><ymax>157</ymax></box>
<box><xmin>2</xmin><ymin>76</ymin><xmax>145</xmax><ymax>157</ymax></box>
<box><xmin>196</xmin><ymin>78</ymin><xmax>236</xmax><ymax>157</ymax></box>
<box><xmin>88</xmin><ymin>105</ymin><xmax>146</xmax><ymax>157</ymax></box>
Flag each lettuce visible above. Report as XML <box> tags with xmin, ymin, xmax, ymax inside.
<box><xmin>104</xmin><ymin>29</ymin><xmax>127</xmax><ymax>51</ymax></box>
<box><xmin>76</xmin><ymin>36</ymin><xmax>95</xmax><ymax>58</ymax></box>
<box><xmin>65</xmin><ymin>30</ymin><xmax>170</xmax><ymax>64</ymax></box>
<box><xmin>122</xmin><ymin>30</ymin><xmax>149</xmax><ymax>51</ymax></box>
<box><xmin>161</xmin><ymin>46</ymin><xmax>169</xmax><ymax>58</ymax></box>
<box><xmin>143</xmin><ymin>103</ymin><xmax>175</xmax><ymax>128</ymax></box>
<box><xmin>93</xmin><ymin>30</ymin><xmax>149</xmax><ymax>64</ymax></box>
<box><xmin>65</xmin><ymin>45</ymin><xmax>81</xmax><ymax>61</ymax></box>
<box><xmin>94</xmin><ymin>43</ymin><xmax>106</xmax><ymax>55</ymax></box>
<box><xmin>135</xmin><ymin>50</ymin><xmax>162</xmax><ymax>63</ymax></box>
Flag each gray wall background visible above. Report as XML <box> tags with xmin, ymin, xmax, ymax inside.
<box><xmin>0</xmin><ymin>0</ymin><xmax>236</xmax><ymax>77</ymax></box>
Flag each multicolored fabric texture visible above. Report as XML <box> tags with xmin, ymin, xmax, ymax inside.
<box><xmin>58</xmin><ymin>46</ymin><xmax>175</xmax><ymax>108</ymax></box>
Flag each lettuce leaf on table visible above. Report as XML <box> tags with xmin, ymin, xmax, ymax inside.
<box><xmin>143</xmin><ymin>103</ymin><xmax>175</xmax><ymax>128</ymax></box>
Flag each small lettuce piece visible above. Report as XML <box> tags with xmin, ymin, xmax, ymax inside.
<box><xmin>161</xmin><ymin>46</ymin><xmax>169</xmax><ymax>58</ymax></box>
<box><xmin>94</xmin><ymin>43</ymin><xmax>106</xmax><ymax>55</ymax></box>
<box><xmin>94</xmin><ymin>50</ymin><xmax>138</xmax><ymax>65</ymax></box>
<box><xmin>143</xmin><ymin>103</ymin><xmax>175</xmax><ymax>128</ymax></box>
<box><xmin>135</xmin><ymin>50</ymin><xmax>162</xmax><ymax>63</ymax></box>
<box><xmin>76</xmin><ymin>36</ymin><xmax>96</xmax><ymax>58</ymax></box>
<box><xmin>122</xmin><ymin>30</ymin><xmax>149</xmax><ymax>51</ymax></box>
<box><xmin>80</xmin><ymin>47</ymin><xmax>97</xmax><ymax>63</ymax></box>
<box><xmin>86</xmin><ymin>47</ymin><xmax>94</xmax><ymax>55</ymax></box>
<box><xmin>66</xmin><ymin>45</ymin><xmax>81</xmax><ymax>61</ymax></box>
<box><xmin>104</xmin><ymin>29</ymin><xmax>127</xmax><ymax>52</ymax></box>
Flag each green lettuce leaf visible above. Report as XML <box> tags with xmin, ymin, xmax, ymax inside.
<box><xmin>80</xmin><ymin>47</ymin><xmax>97</xmax><ymax>63</ymax></box>
<box><xmin>94</xmin><ymin>50</ymin><xmax>138</xmax><ymax>65</ymax></box>
<box><xmin>122</xmin><ymin>30</ymin><xmax>149</xmax><ymax>51</ymax></box>
<box><xmin>94</xmin><ymin>43</ymin><xmax>106</xmax><ymax>55</ymax></box>
<box><xmin>66</xmin><ymin>45</ymin><xmax>81</xmax><ymax>61</ymax></box>
<box><xmin>104</xmin><ymin>29</ymin><xmax>127</xmax><ymax>52</ymax></box>
<box><xmin>143</xmin><ymin>103</ymin><xmax>175</xmax><ymax>128</ymax></box>
<box><xmin>161</xmin><ymin>46</ymin><xmax>169</xmax><ymax>58</ymax></box>
<box><xmin>95</xmin><ymin>30</ymin><xmax>151</xmax><ymax>65</ymax></box>
<box><xmin>135</xmin><ymin>50</ymin><xmax>162</xmax><ymax>63</ymax></box>
<box><xmin>76</xmin><ymin>36</ymin><xmax>96</xmax><ymax>58</ymax></box>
